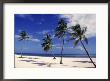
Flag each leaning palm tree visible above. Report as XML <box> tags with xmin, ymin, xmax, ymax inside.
<box><xmin>55</xmin><ymin>19</ymin><xmax>67</xmax><ymax>64</ymax></box>
<box><xmin>41</xmin><ymin>33</ymin><xmax>56</xmax><ymax>59</ymax></box>
<box><xmin>18</xmin><ymin>31</ymin><xmax>29</xmax><ymax>58</ymax></box>
<box><xmin>69</xmin><ymin>24</ymin><xmax>96</xmax><ymax>67</ymax></box>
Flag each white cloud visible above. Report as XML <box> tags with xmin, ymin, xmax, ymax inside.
<box><xmin>28</xmin><ymin>35</ymin><xmax>33</xmax><ymax>39</ymax></box>
<box><xmin>65</xmin><ymin>47</ymin><xmax>73</xmax><ymax>49</ymax></box>
<box><xmin>54</xmin><ymin>46</ymin><xmax>62</xmax><ymax>49</ymax></box>
<box><xmin>28</xmin><ymin>38</ymin><xmax>40</xmax><ymax>42</ymax></box>
<box><xmin>42</xmin><ymin>30</ymin><xmax>50</xmax><ymax>34</ymax></box>
<box><xmin>59</xmin><ymin>14</ymin><xmax>96</xmax><ymax>38</ymax></box>
<box><xmin>52</xmin><ymin>44</ymin><xmax>73</xmax><ymax>49</ymax></box>
<box><xmin>27</xmin><ymin>34</ymin><xmax>41</xmax><ymax>42</ymax></box>
<box><xmin>55</xmin><ymin>46</ymin><xmax>73</xmax><ymax>49</ymax></box>
<box><xmin>52</xmin><ymin>45</ymin><xmax>55</xmax><ymax>47</ymax></box>
<box><xmin>51</xmin><ymin>34</ymin><xmax>55</xmax><ymax>39</ymax></box>
<box><xmin>36</xmin><ymin>30</ymin><xmax>49</xmax><ymax>35</ymax></box>
<box><xmin>27</xmin><ymin>34</ymin><xmax>40</xmax><ymax>42</ymax></box>
<box><xmin>36</xmin><ymin>30</ymin><xmax>54</xmax><ymax>35</ymax></box>
<box><xmin>15</xmin><ymin>34</ymin><xmax>40</xmax><ymax>42</ymax></box>
<box><xmin>52</xmin><ymin>44</ymin><xmax>61</xmax><ymax>49</ymax></box>
<box><xmin>15</xmin><ymin>34</ymin><xmax>32</xmax><ymax>39</ymax></box>
<box><xmin>52</xmin><ymin>44</ymin><xmax>60</xmax><ymax>47</ymax></box>
<box><xmin>15</xmin><ymin>35</ymin><xmax>20</xmax><ymax>38</ymax></box>
<box><xmin>17</xmin><ymin>14</ymin><xmax>34</xmax><ymax>21</ymax></box>
<box><xmin>75</xmin><ymin>46</ymin><xmax>84</xmax><ymax>51</ymax></box>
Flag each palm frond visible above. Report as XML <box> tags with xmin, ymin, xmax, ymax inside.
<box><xmin>55</xmin><ymin>19</ymin><xmax>67</xmax><ymax>39</ymax></box>
<box><xmin>81</xmin><ymin>27</ymin><xmax>87</xmax><ymax>35</ymax></box>
<box><xmin>41</xmin><ymin>33</ymin><xmax>53</xmax><ymax>52</ymax></box>
<box><xmin>71</xmin><ymin>33</ymin><xmax>78</xmax><ymax>38</ymax></box>
<box><xmin>67</xmin><ymin>37</ymin><xmax>75</xmax><ymax>42</ymax></box>
<box><xmin>74</xmin><ymin>39</ymin><xmax>80</xmax><ymax>47</ymax></box>
<box><xmin>19</xmin><ymin>31</ymin><xmax>29</xmax><ymax>40</ymax></box>
<box><xmin>81</xmin><ymin>35</ymin><xmax>88</xmax><ymax>44</ymax></box>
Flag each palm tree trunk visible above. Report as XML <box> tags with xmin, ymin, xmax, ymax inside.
<box><xmin>80</xmin><ymin>40</ymin><xmax>96</xmax><ymax>68</ymax></box>
<box><xmin>60</xmin><ymin>38</ymin><xmax>64</xmax><ymax>64</ymax></box>
<box><xmin>53</xmin><ymin>56</ymin><xmax>56</xmax><ymax>59</ymax></box>
<box><xmin>52</xmin><ymin>51</ymin><xmax>56</xmax><ymax>59</ymax></box>
<box><xmin>50</xmin><ymin>49</ymin><xmax>56</xmax><ymax>59</ymax></box>
<box><xmin>21</xmin><ymin>40</ymin><xmax>24</xmax><ymax>58</ymax></box>
<box><xmin>21</xmin><ymin>41</ymin><xmax>23</xmax><ymax>58</ymax></box>
<box><xmin>21</xmin><ymin>47</ymin><xmax>23</xmax><ymax>58</ymax></box>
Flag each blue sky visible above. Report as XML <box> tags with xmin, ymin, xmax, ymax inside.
<box><xmin>14</xmin><ymin>14</ymin><xmax>96</xmax><ymax>55</ymax></box>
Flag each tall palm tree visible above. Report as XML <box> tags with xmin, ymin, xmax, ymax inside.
<box><xmin>18</xmin><ymin>31</ymin><xmax>29</xmax><ymax>58</ymax></box>
<box><xmin>41</xmin><ymin>33</ymin><xmax>56</xmax><ymax>59</ymax></box>
<box><xmin>55</xmin><ymin>19</ymin><xmax>67</xmax><ymax>64</ymax></box>
<box><xmin>69</xmin><ymin>24</ymin><xmax>96</xmax><ymax>67</ymax></box>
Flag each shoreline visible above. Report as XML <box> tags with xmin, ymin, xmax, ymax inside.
<box><xmin>15</xmin><ymin>54</ymin><xmax>96</xmax><ymax>58</ymax></box>
<box><xmin>15</xmin><ymin>54</ymin><xmax>96</xmax><ymax>68</ymax></box>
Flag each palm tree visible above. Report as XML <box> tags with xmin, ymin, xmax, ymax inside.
<box><xmin>69</xmin><ymin>24</ymin><xmax>96</xmax><ymax>68</ymax></box>
<box><xmin>41</xmin><ymin>33</ymin><xmax>56</xmax><ymax>59</ymax></box>
<box><xmin>18</xmin><ymin>31</ymin><xmax>29</xmax><ymax>58</ymax></box>
<box><xmin>55</xmin><ymin>19</ymin><xmax>67</xmax><ymax>64</ymax></box>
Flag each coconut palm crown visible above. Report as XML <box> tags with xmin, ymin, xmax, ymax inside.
<box><xmin>41</xmin><ymin>33</ymin><xmax>56</xmax><ymax>59</ymax></box>
<box><xmin>19</xmin><ymin>31</ymin><xmax>29</xmax><ymax>41</ymax></box>
<box><xmin>41</xmin><ymin>33</ymin><xmax>52</xmax><ymax>52</ymax></box>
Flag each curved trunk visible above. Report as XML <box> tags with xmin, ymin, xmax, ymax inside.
<box><xmin>20</xmin><ymin>40</ymin><xmax>24</xmax><ymax>58</ymax></box>
<box><xmin>52</xmin><ymin>53</ymin><xmax>56</xmax><ymax>59</ymax></box>
<box><xmin>21</xmin><ymin>40</ymin><xmax>25</xmax><ymax>58</ymax></box>
<box><xmin>80</xmin><ymin>40</ymin><xmax>96</xmax><ymax>68</ymax></box>
<box><xmin>60</xmin><ymin>38</ymin><xmax>64</xmax><ymax>64</ymax></box>
<box><xmin>50</xmin><ymin>49</ymin><xmax>56</xmax><ymax>59</ymax></box>
<box><xmin>20</xmin><ymin>47</ymin><xmax>23</xmax><ymax>58</ymax></box>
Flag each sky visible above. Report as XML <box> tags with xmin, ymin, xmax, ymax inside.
<box><xmin>14</xmin><ymin>14</ymin><xmax>96</xmax><ymax>55</ymax></box>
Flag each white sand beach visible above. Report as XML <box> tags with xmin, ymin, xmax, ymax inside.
<box><xmin>15</xmin><ymin>54</ymin><xmax>96</xmax><ymax>68</ymax></box>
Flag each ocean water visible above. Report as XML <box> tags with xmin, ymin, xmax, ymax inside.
<box><xmin>15</xmin><ymin>53</ymin><xmax>96</xmax><ymax>58</ymax></box>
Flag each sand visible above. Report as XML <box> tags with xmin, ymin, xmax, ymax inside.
<box><xmin>15</xmin><ymin>54</ymin><xmax>96</xmax><ymax>68</ymax></box>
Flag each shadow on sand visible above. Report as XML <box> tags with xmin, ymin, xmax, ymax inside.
<box><xmin>72</xmin><ymin>66</ymin><xmax>78</xmax><ymax>67</ymax></box>
<box><xmin>18</xmin><ymin>57</ymin><xmax>27</xmax><ymax>58</ymax></box>
<box><xmin>73</xmin><ymin>61</ymin><xmax>95</xmax><ymax>63</ymax></box>
<box><xmin>18</xmin><ymin>57</ymin><xmax>39</xmax><ymax>59</ymax></box>
<box><xmin>85</xmin><ymin>67</ymin><xmax>96</xmax><ymax>68</ymax></box>
<box><xmin>32</xmin><ymin>62</ymin><xmax>47</xmax><ymax>66</ymax></box>
<box><xmin>20</xmin><ymin>60</ymin><xmax>36</xmax><ymax>62</ymax></box>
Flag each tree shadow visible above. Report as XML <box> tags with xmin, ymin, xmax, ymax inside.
<box><xmin>73</xmin><ymin>61</ymin><xmax>95</xmax><ymax>63</ymax></box>
<box><xmin>47</xmin><ymin>63</ymin><xmax>52</xmax><ymax>67</ymax></box>
<box><xmin>28</xmin><ymin>57</ymin><xmax>33</xmax><ymax>59</ymax></box>
<box><xmin>33</xmin><ymin>58</ymin><xmax>39</xmax><ymax>59</ymax></box>
<box><xmin>47</xmin><ymin>63</ymin><xmax>57</xmax><ymax>67</ymax></box>
<box><xmin>32</xmin><ymin>60</ymin><xmax>37</xmax><ymax>62</ymax></box>
<box><xmin>85</xmin><ymin>67</ymin><xmax>96</xmax><ymax>68</ymax></box>
<box><xmin>72</xmin><ymin>66</ymin><xmax>78</xmax><ymax>67</ymax></box>
<box><xmin>20</xmin><ymin>60</ymin><xmax>34</xmax><ymax>62</ymax></box>
<box><xmin>18</xmin><ymin>57</ymin><xmax>27</xmax><ymax>58</ymax></box>
<box><xmin>32</xmin><ymin>62</ymin><xmax>47</xmax><ymax>66</ymax></box>
<box><xmin>28</xmin><ymin>57</ymin><xmax>39</xmax><ymax>59</ymax></box>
